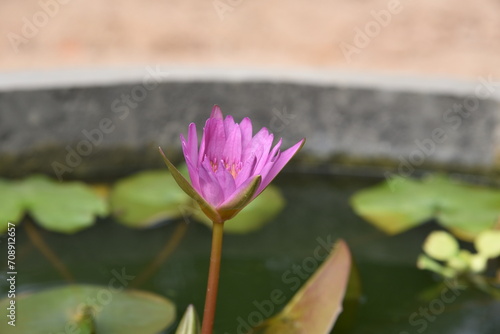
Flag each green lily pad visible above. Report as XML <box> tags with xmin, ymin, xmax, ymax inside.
<box><xmin>193</xmin><ymin>185</ymin><xmax>286</xmax><ymax>234</ymax></box>
<box><xmin>23</xmin><ymin>175</ymin><xmax>108</xmax><ymax>234</ymax></box>
<box><xmin>0</xmin><ymin>175</ymin><xmax>108</xmax><ymax>234</ymax></box>
<box><xmin>0</xmin><ymin>179</ymin><xmax>24</xmax><ymax>233</ymax></box>
<box><xmin>350</xmin><ymin>176</ymin><xmax>436</xmax><ymax>235</ymax></box>
<box><xmin>0</xmin><ymin>284</ymin><xmax>175</xmax><ymax>334</ymax></box>
<box><xmin>110</xmin><ymin>170</ymin><xmax>191</xmax><ymax>228</ymax></box>
<box><xmin>254</xmin><ymin>240</ymin><xmax>351</xmax><ymax>334</ymax></box>
<box><xmin>351</xmin><ymin>174</ymin><xmax>500</xmax><ymax>241</ymax></box>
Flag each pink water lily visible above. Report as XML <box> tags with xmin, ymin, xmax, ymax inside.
<box><xmin>160</xmin><ymin>105</ymin><xmax>304</xmax><ymax>223</ymax></box>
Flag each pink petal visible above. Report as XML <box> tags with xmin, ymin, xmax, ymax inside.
<box><xmin>199</xmin><ymin>160</ymin><xmax>224</xmax><ymax>206</ymax></box>
<box><xmin>214</xmin><ymin>160</ymin><xmax>236</xmax><ymax>199</ymax></box>
<box><xmin>198</xmin><ymin>119</ymin><xmax>208</xmax><ymax>162</ymax></box>
<box><xmin>199</xmin><ymin>107</ymin><xmax>223</xmax><ymax>162</ymax></box>
<box><xmin>222</xmin><ymin>121</ymin><xmax>242</xmax><ymax>165</ymax></box>
<box><xmin>256</xmin><ymin>138</ymin><xmax>305</xmax><ymax>195</ymax></box>
<box><xmin>211</xmin><ymin>105</ymin><xmax>223</xmax><ymax>120</ymax></box>
<box><xmin>204</xmin><ymin>116</ymin><xmax>225</xmax><ymax>162</ymax></box>
<box><xmin>183</xmin><ymin>155</ymin><xmax>201</xmax><ymax>192</ymax></box>
<box><xmin>242</xmin><ymin>127</ymin><xmax>273</xmax><ymax>169</ymax></box>
<box><xmin>252</xmin><ymin>130</ymin><xmax>275</xmax><ymax>174</ymax></box>
<box><xmin>181</xmin><ymin>124</ymin><xmax>201</xmax><ymax>191</ymax></box>
<box><xmin>239</xmin><ymin>117</ymin><xmax>253</xmax><ymax>154</ymax></box>
<box><xmin>234</xmin><ymin>155</ymin><xmax>257</xmax><ymax>187</ymax></box>
<box><xmin>181</xmin><ymin>123</ymin><xmax>198</xmax><ymax>166</ymax></box>
<box><xmin>256</xmin><ymin>138</ymin><xmax>283</xmax><ymax>182</ymax></box>
<box><xmin>223</xmin><ymin>115</ymin><xmax>236</xmax><ymax>137</ymax></box>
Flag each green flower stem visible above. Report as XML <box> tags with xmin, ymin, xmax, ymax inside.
<box><xmin>201</xmin><ymin>221</ymin><xmax>225</xmax><ymax>334</ymax></box>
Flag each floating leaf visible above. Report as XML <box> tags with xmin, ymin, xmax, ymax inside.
<box><xmin>0</xmin><ymin>285</ymin><xmax>176</xmax><ymax>334</ymax></box>
<box><xmin>351</xmin><ymin>174</ymin><xmax>500</xmax><ymax>240</ymax></box>
<box><xmin>0</xmin><ymin>175</ymin><xmax>108</xmax><ymax>234</ymax></box>
<box><xmin>475</xmin><ymin>230</ymin><xmax>500</xmax><ymax>258</ymax></box>
<box><xmin>255</xmin><ymin>240</ymin><xmax>351</xmax><ymax>334</ymax></box>
<box><xmin>23</xmin><ymin>175</ymin><xmax>108</xmax><ymax>234</ymax></box>
<box><xmin>0</xmin><ymin>179</ymin><xmax>24</xmax><ymax>233</ymax></box>
<box><xmin>175</xmin><ymin>305</ymin><xmax>200</xmax><ymax>334</ymax></box>
<box><xmin>73</xmin><ymin>306</ymin><xmax>97</xmax><ymax>334</ymax></box>
<box><xmin>193</xmin><ymin>185</ymin><xmax>286</xmax><ymax>234</ymax></box>
<box><xmin>110</xmin><ymin>170</ymin><xmax>191</xmax><ymax>228</ymax></box>
<box><xmin>431</xmin><ymin>176</ymin><xmax>500</xmax><ymax>240</ymax></box>
<box><xmin>350</xmin><ymin>176</ymin><xmax>436</xmax><ymax>235</ymax></box>
<box><xmin>423</xmin><ymin>231</ymin><xmax>459</xmax><ymax>261</ymax></box>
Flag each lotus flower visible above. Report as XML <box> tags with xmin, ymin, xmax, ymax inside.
<box><xmin>160</xmin><ymin>105</ymin><xmax>304</xmax><ymax>223</ymax></box>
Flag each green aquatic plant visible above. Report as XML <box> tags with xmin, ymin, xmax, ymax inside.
<box><xmin>0</xmin><ymin>175</ymin><xmax>107</xmax><ymax>234</ymax></box>
<box><xmin>0</xmin><ymin>285</ymin><xmax>176</xmax><ymax>333</ymax></box>
<box><xmin>351</xmin><ymin>174</ymin><xmax>500</xmax><ymax>241</ymax></box>
<box><xmin>0</xmin><ymin>168</ymin><xmax>285</xmax><ymax>235</ymax></box>
<box><xmin>418</xmin><ymin>230</ymin><xmax>500</xmax><ymax>297</ymax></box>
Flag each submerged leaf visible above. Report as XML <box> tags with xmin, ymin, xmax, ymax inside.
<box><xmin>110</xmin><ymin>170</ymin><xmax>190</xmax><ymax>228</ymax></box>
<box><xmin>255</xmin><ymin>240</ymin><xmax>351</xmax><ymax>334</ymax></box>
<box><xmin>351</xmin><ymin>174</ymin><xmax>500</xmax><ymax>240</ymax></box>
<box><xmin>0</xmin><ymin>285</ymin><xmax>176</xmax><ymax>334</ymax></box>
<box><xmin>194</xmin><ymin>185</ymin><xmax>286</xmax><ymax>234</ymax></box>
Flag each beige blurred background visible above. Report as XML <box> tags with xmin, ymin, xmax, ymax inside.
<box><xmin>1</xmin><ymin>0</ymin><xmax>499</xmax><ymax>79</ymax></box>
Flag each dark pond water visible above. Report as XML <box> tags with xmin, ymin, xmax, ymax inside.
<box><xmin>1</xmin><ymin>173</ymin><xmax>499</xmax><ymax>334</ymax></box>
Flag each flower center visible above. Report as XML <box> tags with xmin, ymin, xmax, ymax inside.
<box><xmin>225</xmin><ymin>161</ymin><xmax>242</xmax><ymax>178</ymax></box>
<box><xmin>209</xmin><ymin>158</ymin><xmax>242</xmax><ymax>179</ymax></box>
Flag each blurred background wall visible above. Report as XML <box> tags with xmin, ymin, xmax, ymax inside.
<box><xmin>1</xmin><ymin>0</ymin><xmax>498</xmax><ymax>78</ymax></box>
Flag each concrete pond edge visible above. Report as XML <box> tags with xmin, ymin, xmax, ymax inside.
<box><xmin>0</xmin><ymin>67</ymin><xmax>499</xmax><ymax>181</ymax></box>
